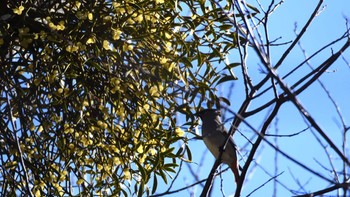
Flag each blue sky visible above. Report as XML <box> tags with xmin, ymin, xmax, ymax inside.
<box><xmin>153</xmin><ymin>1</ymin><xmax>350</xmax><ymax>196</ymax></box>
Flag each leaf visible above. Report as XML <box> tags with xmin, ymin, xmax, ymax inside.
<box><xmin>163</xmin><ymin>163</ymin><xmax>178</xmax><ymax>173</ymax></box>
<box><xmin>176</xmin><ymin>104</ymin><xmax>189</xmax><ymax>115</ymax></box>
<box><xmin>135</xmin><ymin>161</ymin><xmax>147</xmax><ymax>181</ymax></box>
<box><xmin>219</xmin><ymin>97</ymin><xmax>231</xmax><ymax>106</ymax></box>
<box><xmin>159</xmin><ymin>169</ymin><xmax>168</xmax><ymax>184</ymax></box>
<box><xmin>226</xmin><ymin>62</ymin><xmax>241</xmax><ymax>69</ymax></box>
<box><xmin>162</xmin><ymin>147</ymin><xmax>175</xmax><ymax>155</ymax></box>
<box><xmin>197</xmin><ymin>49</ymin><xmax>203</xmax><ymax>67</ymax></box>
<box><xmin>211</xmin><ymin>74</ymin><xmax>222</xmax><ymax>85</ymax></box>
<box><xmin>217</xmin><ymin>74</ymin><xmax>238</xmax><ymax>85</ymax></box>
<box><xmin>121</xmin><ymin>189</ymin><xmax>128</xmax><ymax>197</ymax></box>
<box><xmin>180</xmin><ymin>57</ymin><xmax>192</xmax><ymax>68</ymax></box>
<box><xmin>185</xmin><ymin>144</ymin><xmax>192</xmax><ymax>161</ymax></box>
<box><xmin>137</xmin><ymin>182</ymin><xmax>144</xmax><ymax>197</ymax></box>
<box><xmin>175</xmin><ymin>146</ymin><xmax>184</xmax><ymax>157</ymax></box>
<box><xmin>188</xmin><ymin>87</ymin><xmax>200</xmax><ymax>105</ymax></box>
<box><xmin>220</xmin><ymin>24</ymin><xmax>233</xmax><ymax>31</ymax></box>
<box><xmin>246</xmin><ymin>3</ymin><xmax>260</xmax><ymax>14</ymax></box>
<box><xmin>152</xmin><ymin>175</ymin><xmax>158</xmax><ymax>194</ymax></box>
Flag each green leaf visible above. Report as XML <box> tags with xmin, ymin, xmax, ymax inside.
<box><xmin>163</xmin><ymin>163</ymin><xmax>178</xmax><ymax>173</ymax></box>
<box><xmin>137</xmin><ymin>182</ymin><xmax>144</xmax><ymax>197</ymax></box>
<box><xmin>186</xmin><ymin>144</ymin><xmax>192</xmax><ymax>161</ymax></box>
<box><xmin>220</xmin><ymin>24</ymin><xmax>233</xmax><ymax>31</ymax></box>
<box><xmin>226</xmin><ymin>62</ymin><xmax>241</xmax><ymax>69</ymax></box>
<box><xmin>219</xmin><ymin>97</ymin><xmax>231</xmax><ymax>106</ymax></box>
<box><xmin>152</xmin><ymin>175</ymin><xmax>158</xmax><ymax>194</ymax></box>
<box><xmin>135</xmin><ymin>161</ymin><xmax>147</xmax><ymax>181</ymax></box>
<box><xmin>159</xmin><ymin>169</ymin><xmax>168</xmax><ymax>184</ymax></box>
<box><xmin>175</xmin><ymin>146</ymin><xmax>184</xmax><ymax>157</ymax></box>
<box><xmin>217</xmin><ymin>74</ymin><xmax>238</xmax><ymax>85</ymax></box>
<box><xmin>180</xmin><ymin>57</ymin><xmax>192</xmax><ymax>68</ymax></box>
<box><xmin>246</xmin><ymin>3</ymin><xmax>260</xmax><ymax>14</ymax></box>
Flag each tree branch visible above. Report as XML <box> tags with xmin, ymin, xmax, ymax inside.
<box><xmin>293</xmin><ymin>182</ymin><xmax>350</xmax><ymax>197</ymax></box>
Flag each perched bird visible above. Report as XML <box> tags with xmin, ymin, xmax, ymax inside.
<box><xmin>196</xmin><ymin>109</ymin><xmax>240</xmax><ymax>183</ymax></box>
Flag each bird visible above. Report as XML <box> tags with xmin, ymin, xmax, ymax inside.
<box><xmin>196</xmin><ymin>109</ymin><xmax>240</xmax><ymax>183</ymax></box>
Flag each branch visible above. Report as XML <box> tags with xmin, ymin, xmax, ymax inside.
<box><xmin>254</xmin><ymin>30</ymin><xmax>349</xmax><ymax>99</ymax></box>
<box><xmin>272</xmin><ymin>48</ymin><xmax>350</xmax><ymax>167</ymax></box>
<box><xmin>251</xmin><ymin>0</ymin><xmax>324</xmax><ymax>94</ymax></box>
<box><xmin>150</xmin><ymin>177</ymin><xmax>207</xmax><ymax>197</ymax></box>
<box><xmin>234</xmin><ymin>102</ymin><xmax>282</xmax><ymax>197</ymax></box>
<box><xmin>4</xmin><ymin>86</ymin><xmax>34</xmax><ymax>197</ymax></box>
<box><xmin>274</xmin><ymin>0</ymin><xmax>324</xmax><ymax>69</ymax></box>
<box><xmin>293</xmin><ymin>182</ymin><xmax>350</xmax><ymax>197</ymax></box>
<box><xmin>246</xmin><ymin>171</ymin><xmax>284</xmax><ymax>197</ymax></box>
<box><xmin>200</xmin><ymin>158</ymin><xmax>221</xmax><ymax>197</ymax></box>
<box><xmin>294</xmin><ymin>39</ymin><xmax>350</xmax><ymax>95</ymax></box>
<box><xmin>244</xmin><ymin>37</ymin><xmax>350</xmax><ymax>117</ymax></box>
<box><xmin>235</xmin><ymin>108</ymin><xmax>335</xmax><ymax>184</ymax></box>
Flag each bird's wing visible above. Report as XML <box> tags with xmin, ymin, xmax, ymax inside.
<box><xmin>221</xmin><ymin>126</ymin><xmax>238</xmax><ymax>149</ymax></box>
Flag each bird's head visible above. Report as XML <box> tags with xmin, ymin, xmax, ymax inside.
<box><xmin>195</xmin><ymin>109</ymin><xmax>221</xmax><ymax>120</ymax></box>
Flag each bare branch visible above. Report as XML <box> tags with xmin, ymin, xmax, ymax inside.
<box><xmin>235</xmin><ymin>102</ymin><xmax>282</xmax><ymax>197</ymax></box>
<box><xmin>274</xmin><ymin>0</ymin><xmax>324</xmax><ymax>69</ymax></box>
<box><xmin>293</xmin><ymin>182</ymin><xmax>350</xmax><ymax>197</ymax></box>
<box><xmin>150</xmin><ymin>178</ymin><xmax>207</xmax><ymax>197</ymax></box>
<box><xmin>4</xmin><ymin>86</ymin><xmax>34</xmax><ymax>197</ymax></box>
<box><xmin>246</xmin><ymin>171</ymin><xmax>284</xmax><ymax>197</ymax></box>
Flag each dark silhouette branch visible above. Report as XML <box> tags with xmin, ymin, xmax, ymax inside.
<box><xmin>4</xmin><ymin>86</ymin><xmax>34</xmax><ymax>197</ymax></box>
<box><xmin>253</xmin><ymin>30</ymin><xmax>349</xmax><ymax>100</ymax></box>
<box><xmin>234</xmin><ymin>102</ymin><xmax>282</xmax><ymax>197</ymax></box>
<box><xmin>293</xmin><ymin>39</ymin><xmax>350</xmax><ymax>95</ymax></box>
<box><xmin>273</xmin><ymin>0</ymin><xmax>324</xmax><ymax>70</ymax></box>
<box><xmin>199</xmin><ymin>158</ymin><xmax>221</xmax><ymax>197</ymax></box>
<box><xmin>246</xmin><ymin>171</ymin><xmax>284</xmax><ymax>197</ymax></box>
<box><xmin>268</xmin><ymin>46</ymin><xmax>350</xmax><ymax>167</ymax></box>
<box><xmin>293</xmin><ymin>182</ymin><xmax>350</xmax><ymax>197</ymax></box>
<box><xmin>235</xmin><ymin>108</ymin><xmax>335</xmax><ymax>183</ymax></box>
<box><xmin>245</xmin><ymin>38</ymin><xmax>350</xmax><ymax>117</ymax></box>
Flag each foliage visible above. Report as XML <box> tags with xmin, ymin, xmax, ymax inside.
<box><xmin>0</xmin><ymin>0</ymin><xmax>249</xmax><ymax>196</ymax></box>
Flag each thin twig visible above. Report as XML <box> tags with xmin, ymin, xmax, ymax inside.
<box><xmin>150</xmin><ymin>178</ymin><xmax>207</xmax><ymax>197</ymax></box>
<box><xmin>5</xmin><ymin>86</ymin><xmax>34</xmax><ymax>197</ymax></box>
<box><xmin>254</xmin><ymin>30</ymin><xmax>349</xmax><ymax>99</ymax></box>
<box><xmin>274</xmin><ymin>0</ymin><xmax>324</xmax><ymax>69</ymax></box>
<box><xmin>293</xmin><ymin>182</ymin><xmax>350</xmax><ymax>197</ymax></box>
<box><xmin>246</xmin><ymin>171</ymin><xmax>284</xmax><ymax>197</ymax></box>
<box><xmin>234</xmin><ymin>102</ymin><xmax>282</xmax><ymax>197</ymax></box>
<box><xmin>265</xmin><ymin>127</ymin><xmax>309</xmax><ymax>137</ymax></box>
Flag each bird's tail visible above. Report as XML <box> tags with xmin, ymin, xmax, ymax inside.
<box><xmin>230</xmin><ymin>162</ymin><xmax>240</xmax><ymax>183</ymax></box>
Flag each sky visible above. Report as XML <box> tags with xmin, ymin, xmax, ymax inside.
<box><xmin>153</xmin><ymin>0</ymin><xmax>350</xmax><ymax>197</ymax></box>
